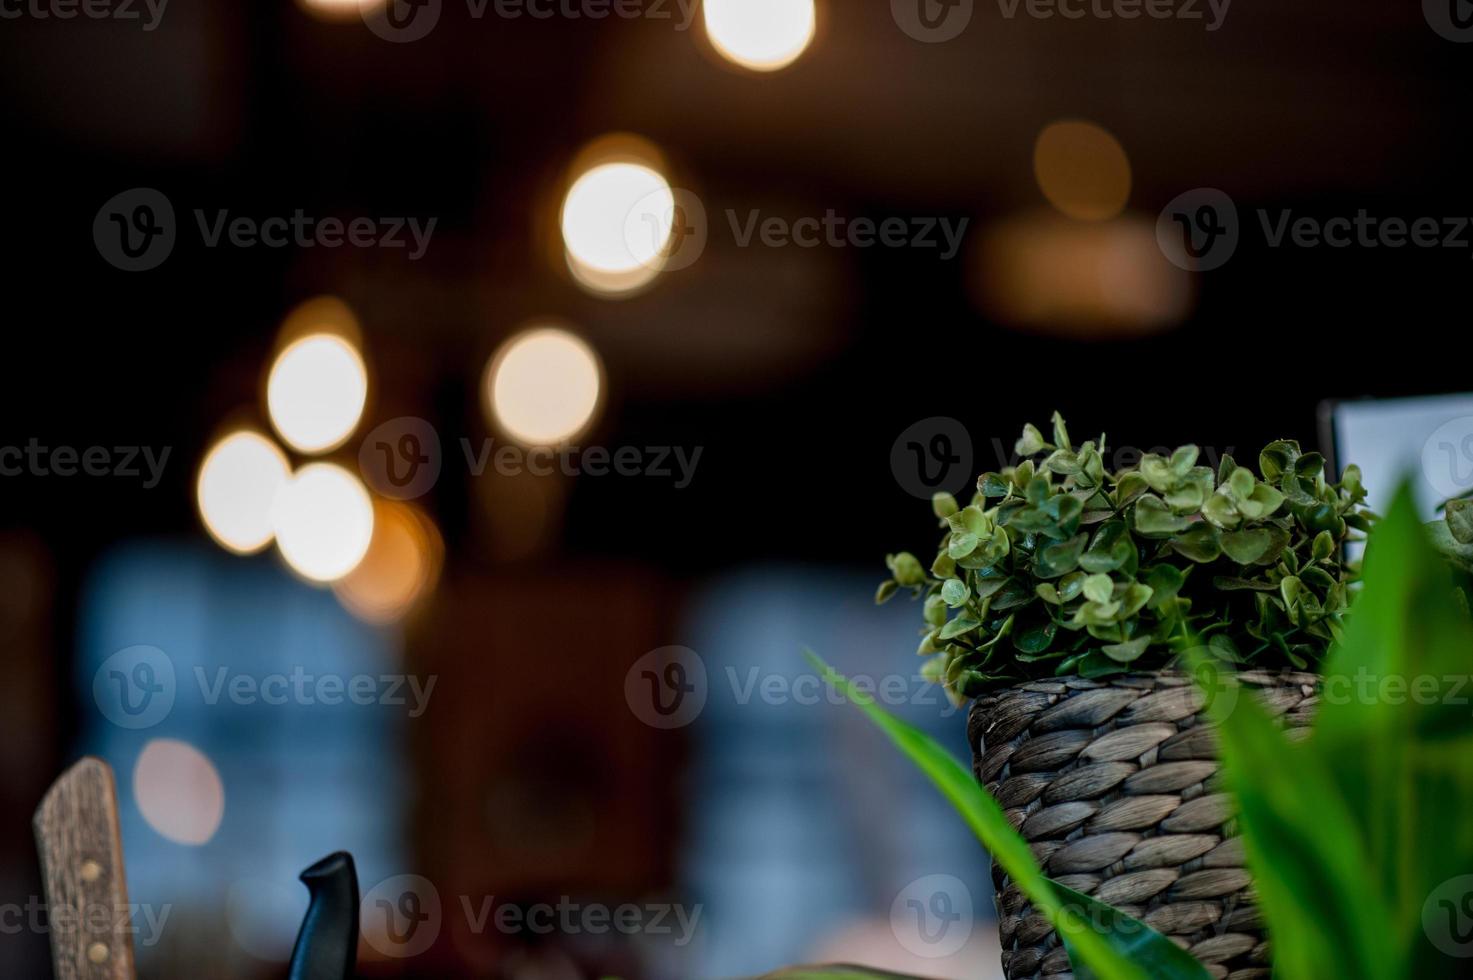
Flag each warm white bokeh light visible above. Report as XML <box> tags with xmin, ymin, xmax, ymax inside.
<box><xmin>197</xmin><ymin>431</ymin><xmax>292</xmax><ymax>555</ymax></box>
<box><xmin>134</xmin><ymin>739</ymin><xmax>225</xmax><ymax>846</ymax></box>
<box><xmin>974</xmin><ymin>210</ymin><xmax>1192</xmax><ymax>338</ymax></box>
<box><xmin>267</xmin><ymin>334</ymin><xmax>368</xmax><ymax>454</ymax></box>
<box><xmin>704</xmin><ymin>0</ymin><xmax>816</xmax><ymax>72</ymax></box>
<box><xmin>295</xmin><ymin>0</ymin><xmax>383</xmax><ymax>21</ymax></box>
<box><xmin>271</xmin><ymin>463</ymin><xmax>375</xmax><ymax>583</ymax></box>
<box><xmin>1033</xmin><ymin>120</ymin><xmax>1133</xmax><ymax>222</ymax></box>
<box><xmin>485</xmin><ymin>327</ymin><xmax>604</xmax><ymax>446</ymax></box>
<box><xmin>561</xmin><ymin>162</ymin><xmax>673</xmax><ymax>294</ymax></box>
<box><xmin>334</xmin><ymin>500</ymin><xmax>443</xmax><ymax>624</ymax></box>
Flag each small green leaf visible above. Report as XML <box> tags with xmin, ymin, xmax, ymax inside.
<box><xmin>1312</xmin><ymin>529</ymin><xmax>1336</xmax><ymax>562</ymax></box>
<box><xmin>940</xmin><ymin>578</ymin><xmax>970</xmax><ymax>607</ymax></box>
<box><xmin>1080</xmin><ymin>521</ymin><xmax>1133</xmax><ymax>573</ymax></box>
<box><xmin>1237</xmin><ymin>483</ymin><xmax>1285</xmax><ymax>520</ymax></box>
<box><xmin>1171</xmin><ymin>524</ymin><xmax>1222</xmax><ymax>563</ymax></box>
<box><xmin>924</xmin><ymin>594</ymin><xmax>947</xmax><ymax>627</ymax></box>
<box><xmin>1201</xmin><ymin>493</ymin><xmax>1241</xmax><ymax>530</ymax></box>
<box><xmin>1169</xmin><ymin>444</ymin><xmax>1200</xmax><ymax>475</ymax></box>
<box><xmin>1140</xmin><ymin>454</ymin><xmax>1174</xmax><ymax>493</ymax></box>
<box><xmin>1101</xmin><ymin>635</ymin><xmax>1151</xmax><ymax>663</ymax></box>
<box><xmin>978</xmin><ymin>472</ymin><xmax>1012</xmax><ymax>498</ymax></box>
<box><xmin>1280</xmin><ymin>575</ymin><xmax>1303</xmax><ymax>611</ymax></box>
<box><xmin>1014</xmin><ymin>621</ymin><xmax>1058</xmax><ymax>655</ymax></box>
<box><xmin>1221</xmin><ymin>528</ymin><xmax>1272</xmax><ymax>565</ymax></box>
<box><xmin>931</xmin><ymin>492</ymin><xmax>959</xmax><ymax>519</ymax></box>
<box><xmin>1083</xmin><ymin>573</ymin><xmax>1114</xmax><ymax>603</ymax></box>
<box><xmin>1258</xmin><ymin>439</ymin><xmax>1300</xmax><ymax>481</ymax></box>
<box><xmin>1113</xmin><ymin>471</ymin><xmax>1149</xmax><ymax>507</ymax></box>
<box><xmin>1212</xmin><ymin>576</ymin><xmax>1277</xmax><ymax>592</ymax></box>
<box><xmin>1051</xmin><ymin>411</ymin><xmax>1073</xmax><ymax>453</ymax></box>
<box><xmin>947</xmin><ymin>533</ymin><xmax>979</xmax><ymax>560</ymax></box>
<box><xmin>875</xmin><ymin>580</ymin><xmax>898</xmax><ymax>604</ymax></box>
<box><xmin>1144</xmin><ymin>564</ymin><xmax>1188</xmax><ymax>609</ymax></box>
<box><xmin>1016</xmin><ymin>423</ymin><xmax>1049</xmax><ymax>456</ymax></box>
<box><xmin>1227</xmin><ymin>465</ymin><xmax>1256</xmax><ymax>501</ymax></box>
<box><xmin>1133</xmin><ymin>495</ymin><xmax>1191</xmax><ymax>537</ymax></box>
<box><xmin>1037</xmin><ymin>533</ymin><xmax>1088</xmax><ymax>579</ymax></box>
<box><xmin>1447</xmin><ymin>497</ymin><xmax>1473</xmax><ymax>544</ymax></box>
<box><xmin>886</xmin><ymin>552</ymin><xmax>925</xmax><ymax>587</ymax></box>
<box><xmin>1117</xmin><ymin>582</ymin><xmax>1154</xmax><ymax>618</ymax></box>
<box><xmin>938</xmin><ymin>615</ymin><xmax>980</xmax><ymax>640</ymax></box>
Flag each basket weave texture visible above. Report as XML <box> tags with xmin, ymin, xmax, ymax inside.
<box><xmin>967</xmin><ymin>670</ymin><xmax>1319</xmax><ymax>980</ymax></box>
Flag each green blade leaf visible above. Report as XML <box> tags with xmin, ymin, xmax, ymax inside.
<box><xmin>1053</xmin><ymin>883</ymin><xmax>1213</xmax><ymax>980</ymax></box>
<box><xmin>804</xmin><ymin>652</ymin><xmax>1204</xmax><ymax>980</ymax></box>
<box><xmin>758</xmin><ymin>968</ymin><xmax>937</xmax><ymax>979</ymax></box>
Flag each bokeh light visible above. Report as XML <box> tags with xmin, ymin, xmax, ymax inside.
<box><xmin>1033</xmin><ymin>120</ymin><xmax>1133</xmax><ymax>222</ymax></box>
<box><xmin>271</xmin><ymin>463</ymin><xmax>375</xmax><ymax>583</ymax></box>
<box><xmin>704</xmin><ymin>0</ymin><xmax>816</xmax><ymax>72</ymax></box>
<box><xmin>197</xmin><ymin>430</ymin><xmax>292</xmax><ymax>555</ymax></box>
<box><xmin>267</xmin><ymin>334</ymin><xmax>369</xmax><ymax>454</ymax></box>
<box><xmin>974</xmin><ymin>210</ymin><xmax>1193</xmax><ymax>338</ymax></box>
<box><xmin>295</xmin><ymin>0</ymin><xmax>383</xmax><ymax>21</ymax></box>
<box><xmin>134</xmin><ymin>739</ymin><xmax>226</xmax><ymax>846</ymax></box>
<box><xmin>334</xmin><ymin>499</ymin><xmax>444</xmax><ymax>623</ymax></box>
<box><xmin>561</xmin><ymin>160</ymin><xmax>674</xmax><ymax>296</ymax></box>
<box><xmin>484</xmin><ymin>327</ymin><xmax>604</xmax><ymax>446</ymax></box>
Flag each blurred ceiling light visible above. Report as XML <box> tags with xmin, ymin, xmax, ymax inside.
<box><xmin>271</xmin><ymin>463</ymin><xmax>375</xmax><ymax>583</ymax></box>
<box><xmin>704</xmin><ymin>0</ymin><xmax>816</xmax><ymax>72</ymax></box>
<box><xmin>1033</xmin><ymin>120</ymin><xmax>1133</xmax><ymax>222</ymax></box>
<box><xmin>484</xmin><ymin>326</ymin><xmax>604</xmax><ymax>446</ymax></box>
<box><xmin>296</xmin><ymin>0</ymin><xmax>383</xmax><ymax>21</ymax></box>
<box><xmin>561</xmin><ymin>160</ymin><xmax>673</xmax><ymax>296</ymax></box>
<box><xmin>334</xmin><ymin>499</ymin><xmax>443</xmax><ymax>624</ymax></box>
<box><xmin>974</xmin><ymin>210</ymin><xmax>1193</xmax><ymax>338</ymax></box>
<box><xmin>134</xmin><ymin>739</ymin><xmax>225</xmax><ymax>846</ymax></box>
<box><xmin>277</xmin><ymin>295</ymin><xmax>363</xmax><ymax>350</ymax></box>
<box><xmin>197</xmin><ymin>430</ymin><xmax>292</xmax><ymax>555</ymax></box>
<box><xmin>267</xmin><ymin>334</ymin><xmax>369</xmax><ymax>454</ymax></box>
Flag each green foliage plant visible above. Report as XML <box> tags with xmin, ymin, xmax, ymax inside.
<box><xmin>878</xmin><ymin>413</ymin><xmax>1375</xmax><ymax>702</ymax></box>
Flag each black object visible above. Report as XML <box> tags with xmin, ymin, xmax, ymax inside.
<box><xmin>287</xmin><ymin>851</ymin><xmax>360</xmax><ymax>980</ymax></box>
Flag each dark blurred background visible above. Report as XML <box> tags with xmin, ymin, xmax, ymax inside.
<box><xmin>1</xmin><ymin>1</ymin><xmax>1471</xmax><ymax>977</ymax></box>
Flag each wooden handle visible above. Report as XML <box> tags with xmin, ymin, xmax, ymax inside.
<box><xmin>33</xmin><ymin>757</ymin><xmax>138</xmax><ymax>980</ymax></box>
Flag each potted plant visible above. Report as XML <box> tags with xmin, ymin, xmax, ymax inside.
<box><xmin>876</xmin><ymin>414</ymin><xmax>1373</xmax><ymax>979</ymax></box>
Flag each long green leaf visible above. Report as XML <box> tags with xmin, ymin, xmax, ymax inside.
<box><xmin>805</xmin><ymin>651</ymin><xmax>1208</xmax><ymax>980</ymax></box>
<box><xmin>756</xmin><ymin>968</ymin><xmax>935</xmax><ymax>979</ymax></box>
<box><xmin>1052</xmin><ymin>884</ymin><xmax>1218</xmax><ymax>980</ymax></box>
<box><xmin>1199</xmin><ymin>481</ymin><xmax>1473</xmax><ymax>979</ymax></box>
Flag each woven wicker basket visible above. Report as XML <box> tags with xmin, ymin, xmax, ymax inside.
<box><xmin>967</xmin><ymin>670</ymin><xmax>1319</xmax><ymax>980</ymax></box>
